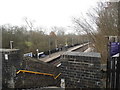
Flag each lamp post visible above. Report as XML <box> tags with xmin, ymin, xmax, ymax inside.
<box><xmin>55</xmin><ymin>39</ymin><xmax>58</xmax><ymax>48</ymax></box>
<box><xmin>65</xmin><ymin>38</ymin><xmax>68</xmax><ymax>46</ymax></box>
<box><xmin>72</xmin><ymin>38</ymin><xmax>74</xmax><ymax>46</ymax></box>
<box><xmin>36</xmin><ymin>49</ymin><xmax>39</xmax><ymax>59</ymax></box>
<box><xmin>10</xmin><ymin>41</ymin><xmax>13</xmax><ymax>49</ymax></box>
<box><xmin>49</xmin><ymin>38</ymin><xmax>51</xmax><ymax>57</ymax></box>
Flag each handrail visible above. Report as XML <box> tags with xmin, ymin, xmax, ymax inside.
<box><xmin>16</xmin><ymin>70</ymin><xmax>61</xmax><ymax>79</ymax></box>
<box><xmin>54</xmin><ymin>73</ymin><xmax>61</xmax><ymax>79</ymax></box>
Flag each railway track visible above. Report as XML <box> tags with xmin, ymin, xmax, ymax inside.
<box><xmin>48</xmin><ymin>43</ymin><xmax>90</xmax><ymax>67</ymax></box>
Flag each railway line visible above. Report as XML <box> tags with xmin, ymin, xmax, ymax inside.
<box><xmin>39</xmin><ymin>43</ymin><xmax>89</xmax><ymax>63</ymax></box>
<box><xmin>49</xmin><ymin>43</ymin><xmax>90</xmax><ymax>67</ymax></box>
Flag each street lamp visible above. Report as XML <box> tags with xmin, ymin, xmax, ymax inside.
<box><xmin>36</xmin><ymin>49</ymin><xmax>39</xmax><ymax>59</ymax></box>
<box><xmin>48</xmin><ymin>38</ymin><xmax>51</xmax><ymax>57</ymax></box>
<box><xmin>10</xmin><ymin>41</ymin><xmax>13</xmax><ymax>49</ymax></box>
<box><xmin>55</xmin><ymin>39</ymin><xmax>58</xmax><ymax>48</ymax></box>
<box><xmin>72</xmin><ymin>38</ymin><xmax>74</xmax><ymax>46</ymax></box>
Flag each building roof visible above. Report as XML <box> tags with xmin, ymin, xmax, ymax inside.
<box><xmin>63</xmin><ymin>51</ymin><xmax>101</xmax><ymax>58</ymax></box>
<box><xmin>0</xmin><ymin>49</ymin><xmax>19</xmax><ymax>52</ymax></box>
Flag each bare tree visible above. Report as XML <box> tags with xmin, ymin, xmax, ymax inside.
<box><xmin>73</xmin><ymin>1</ymin><xmax>118</xmax><ymax>63</ymax></box>
<box><xmin>24</xmin><ymin>17</ymin><xmax>35</xmax><ymax>31</ymax></box>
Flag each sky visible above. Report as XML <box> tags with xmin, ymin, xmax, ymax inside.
<box><xmin>0</xmin><ymin>0</ymin><xmax>100</xmax><ymax>33</ymax></box>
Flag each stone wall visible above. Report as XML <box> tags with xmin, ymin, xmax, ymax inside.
<box><xmin>0</xmin><ymin>49</ymin><xmax>22</xmax><ymax>89</ymax></box>
<box><xmin>0</xmin><ymin>49</ymin><xmax>61</xmax><ymax>89</ymax></box>
<box><xmin>15</xmin><ymin>57</ymin><xmax>60</xmax><ymax>88</ymax></box>
<box><xmin>60</xmin><ymin>52</ymin><xmax>102</xmax><ymax>88</ymax></box>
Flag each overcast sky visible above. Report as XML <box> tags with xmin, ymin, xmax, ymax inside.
<box><xmin>0</xmin><ymin>0</ymin><xmax>100</xmax><ymax>33</ymax></box>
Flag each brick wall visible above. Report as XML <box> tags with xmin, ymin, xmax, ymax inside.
<box><xmin>60</xmin><ymin>52</ymin><xmax>102</xmax><ymax>88</ymax></box>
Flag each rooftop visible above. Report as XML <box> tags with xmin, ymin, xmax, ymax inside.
<box><xmin>63</xmin><ymin>51</ymin><xmax>101</xmax><ymax>58</ymax></box>
<box><xmin>0</xmin><ymin>49</ymin><xmax>19</xmax><ymax>52</ymax></box>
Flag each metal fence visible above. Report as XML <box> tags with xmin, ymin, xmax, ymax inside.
<box><xmin>106</xmin><ymin>40</ymin><xmax>120</xmax><ymax>90</ymax></box>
